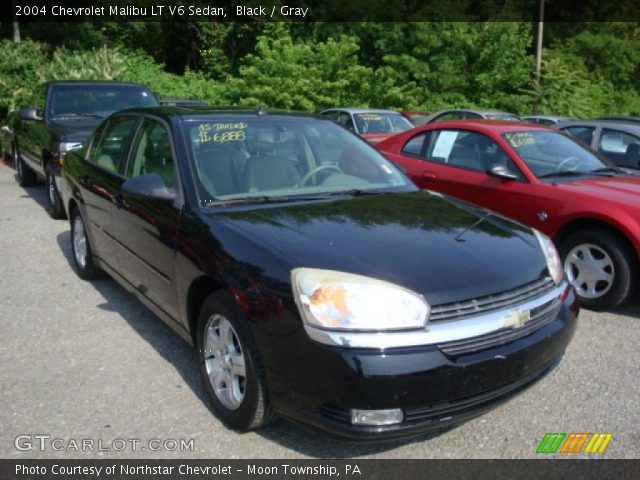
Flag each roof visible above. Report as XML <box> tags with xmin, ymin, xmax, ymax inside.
<box><xmin>523</xmin><ymin>115</ymin><xmax>572</xmax><ymax>121</ymax></box>
<box><xmin>598</xmin><ymin>115</ymin><xmax>640</xmax><ymax>122</ymax></box>
<box><xmin>159</xmin><ymin>99</ymin><xmax>207</xmax><ymax>106</ymax></box>
<box><xmin>554</xmin><ymin>119</ymin><xmax>640</xmax><ymax>133</ymax></box>
<box><xmin>43</xmin><ymin>80</ymin><xmax>150</xmax><ymax>88</ymax></box>
<box><xmin>421</xmin><ymin>119</ymin><xmax>552</xmax><ymax>133</ymax></box>
<box><xmin>114</xmin><ymin>105</ymin><xmax>322</xmax><ymax>121</ymax></box>
<box><xmin>321</xmin><ymin>108</ymin><xmax>402</xmax><ymax>115</ymax></box>
<box><xmin>432</xmin><ymin>108</ymin><xmax>518</xmax><ymax>116</ymax></box>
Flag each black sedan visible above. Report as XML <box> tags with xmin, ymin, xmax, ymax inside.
<box><xmin>60</xmin><ymin>107</ymin><xmax>578</xmax><ymax>439</ymax></box>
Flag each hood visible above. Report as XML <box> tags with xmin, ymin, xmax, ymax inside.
<box><xmin>554</xmin><ymin>174</ymin><xmax>640</xmax><ymax>207</ymax></box>
<box><xmin>206</xmin><ymin>192</ymin><xmax>548</xmax><ymax>306</ymax></box>
<box><xmin>361</xmin><ymin>133</ymin><xmax>395</xmax><ymax>145</ymax></box>
<box><xmin>49</xmin><ymin>118</ymin><xmax>103</xmax><ymax>142</ymax></box>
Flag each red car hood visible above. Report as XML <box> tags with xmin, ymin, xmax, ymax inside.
<box><xmin>361</xmin><ymin>133</ymin><xmax>395</xmax><ymax>144</ymax></box>
<box><xmin>554</xmin><ymin>175</ymin><xmax>640</xmax><ymax>206</ymax></box>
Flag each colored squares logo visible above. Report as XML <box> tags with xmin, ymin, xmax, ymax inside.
<box><xmin>537</xmin><ymin>433</ymin><xmax>613</xmax><ymax>454</ymax></box>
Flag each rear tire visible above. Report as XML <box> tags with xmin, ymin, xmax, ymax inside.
<box><xmin>559</xmin><ymin>229</ymin><xmax>636</xmax><ymax>309</ymax></box>
<box><xmin>15</xmin><ymin>144</ymin><xmax>38</xmax><ymax>187</ymax></box>
<box><xmin>46</xmin><ymin>163</ymin><xmax>66</xmax><ymax>219</ymax></box>
<box><xmin>196</xmin><ymin>292</ymin><xmax>276</xmax><ymax>431</ymax></box>
<box><xmin>70</xmin><ymin>207</ymin><xmax>104</xmax><ymax>281</ymax></box>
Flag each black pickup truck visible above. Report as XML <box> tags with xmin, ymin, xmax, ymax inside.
<box><xmin>14</xmin><ymin>81</ymin><xmax>158</xmax><ymax>218</ymax></box>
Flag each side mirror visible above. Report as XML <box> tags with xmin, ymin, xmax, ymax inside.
<box><xmin>487</xmin><ymin>164</ymin><xmax>519</xmax><ymax>181</ymax></box>
<box><xmin>18</xmin><ymin>108</ymin><xmax>41</xmax><ymax>121</ymax></box>
<box><xmin>121</xmin><ymin>173</ymin><xmax>175</xmax><ymax>202</ymax></box>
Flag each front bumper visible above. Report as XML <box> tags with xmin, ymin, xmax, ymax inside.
<box><xmin>263</xmin><ymin>287</ymin><xmax>578</xmax><ymax>440</ymax></box>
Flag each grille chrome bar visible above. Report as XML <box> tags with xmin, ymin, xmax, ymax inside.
<box><xmin>438</xmin><ymin>298</ymin><xmax>562</xmax><ymax>355</ymax></box>
<box><xmin>430</xmin><ymin>277</ymin><xmax>556</xmax><ymax>322</ymax></box>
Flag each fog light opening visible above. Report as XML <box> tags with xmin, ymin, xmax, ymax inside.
<box><xmin>350</xmin><ymin>408</ymin><xmax>403</xmax><ymax>426</ymax></box>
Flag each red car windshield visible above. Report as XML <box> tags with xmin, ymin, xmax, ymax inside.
<box><xmin>503</xmin><ymin>130</ymin><xmax>614</xmax><ymax>178</ymax></box>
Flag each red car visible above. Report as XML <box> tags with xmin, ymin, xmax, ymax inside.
<box><xmin>377</xmin><ymin>120</ymin><xmax>640</xmax><ymax>309</ymax></box>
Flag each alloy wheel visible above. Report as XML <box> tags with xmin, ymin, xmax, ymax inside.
<box><xmin>72</xmin><ymin>215</ymin><xmax>87</xmax><ymax>269</ymax></box>
<box><xmin>48</xmin><ymin>171</ymin><xmax>57</xmax><ymax>207</ymax></box>
<box><xmin>564</xmin><ymin>243</ymin><xmax>615</xmax><ymax>298</ymax></box>
<box><xmin>203</xmin><ymin>314</ymin><xmax>247</xmax><ymax>410</ymax></box>
<box><xmin>16</xmin><ymin>150</ymin><xmax>22</xmax><ymax>179</ymax></box>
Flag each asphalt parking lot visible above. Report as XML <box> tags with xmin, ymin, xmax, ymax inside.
<box><xmin>0</xmin><ymin>161</ymin><xmax>638</xmax><ymax>459</ymax></box>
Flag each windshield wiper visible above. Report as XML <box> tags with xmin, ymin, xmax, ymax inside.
<box><xmin>205</xmin><ymin>194</ymin><xmax>329</xmax><ymax>206</ymax></box>
<box><xmin>204</xmin><ymin>189</ymin><xmax>393</xmax><ymax>207</ymax></box>
<box><xmin>324</xmin><ymin>189</ymin><xmax>390</xmax><ymax>197</ymax></box>
<box><xmin>538</xmin><ymin>170</ymin><xmax>589</xmax><ymax>179</ymax></box>
<box><xmin>590</xmin><ymin>167</ymin><xmax>622</xmax><ymax>176</ymax></box>
<box><xmin>53</xmin><ymin>113</ymin><xmax>105</xmax><ymax>119</ymax></box>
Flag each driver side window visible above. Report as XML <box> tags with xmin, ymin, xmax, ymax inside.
<box><xmin>426</xmin><ymin>130</ymin><xmax>523</xmax><ymax>178</ymax></box>
<box><xmin>87</xmin><ymin>116</ymin><xmax>138</xmax><ymax>174</ymax></box>
<box><xmin>337</xmin><ymin>112</ymin><xmax>355</xmax><ymax>131</ymax></box>
<box><xmin>126</xmin><ymin>118</ymin><xmax>176</xmax><ymax>187</ymax></box>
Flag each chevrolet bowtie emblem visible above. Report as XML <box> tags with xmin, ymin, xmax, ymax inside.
<box><xmin>504</xmin><ymin>309</ymin><xmax>531</xmax><ymax>329</ymax></box>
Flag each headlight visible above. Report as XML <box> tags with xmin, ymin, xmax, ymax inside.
<box><xmin>59</xmin><ymin>142</ymin><xmax>83</xmax><ymax>155</ymax></box>
<box><xmin>534</xmin><ymin>230</ymin><xmax>563</xmax><ymax>285</ymax></box>
<box><xmin>291</xmin><ymin>268</ymin><xmax>430</xmax><ymax>331</ymax></box>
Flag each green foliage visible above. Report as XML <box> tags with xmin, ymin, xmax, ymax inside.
<box><xmin>525</xmin><ymin>49</ymin><xmax>611</xmax><ymax>118</ymax></box>
<box><xmin>39</xmin><ymin>46</ymin><xmax>127</xmax><ymax>81</ymax></box>
<box><xmin>379</xmin><ymin>22</ymin><xmax>533</xmax><ymax>113</ymax></box>
<box><xmin>229</xmin><ymin>24</ymin><xmax>374</xmax><ymax>111</ymax></box>
<box><xmin>0</xmin><ymin>40</ymin><xmax>48</xmax><ymax>113</ymax></box>
<box><xmin>2</xmin><ymin>22</ymin><xmax>640</xmax><ymax>119</ymax></box>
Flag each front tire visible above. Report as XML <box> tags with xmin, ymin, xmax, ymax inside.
<box><xmin>196</xmin><ymin>292</ymin><xmax>275</xmax><ymax>431</ymax></box>
<box><xmin>15</xmin><ymin>144</ymin><xmax>37</xmax><ymax>187</ymax></box>
<box><xmin>559</xmin><ymin>229</ymin><xmax>637</xmax><ymax>309</ymax></box>
<box><xmin>70</xmin><ymin>207</ymin><xmax>104</xmax><ymax>281</ymax></box>
<box><xmin>46</xmin><ymin>163</ymin><xmax>65</xmax><ymax>219</ymax></box>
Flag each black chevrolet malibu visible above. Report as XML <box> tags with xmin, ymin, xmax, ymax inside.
<box><xmin>60</xmin><ymin>107</ymin><xmax>578</xmax><ymax>439</ymax></box>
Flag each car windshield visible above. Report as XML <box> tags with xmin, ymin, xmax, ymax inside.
<box><xmin>503</xmin><ymin>130</ymin><xmax>613</xmax><ymax>178</ymax></box>
<box><xmin>353</xmin><ymin>113</ymin><xmax>413</xmax><ymax>134</ymax></box>
<box><xmin>182</xmin><ymin>117</ymin><xmax>415</xmax><ymax>203</ymax></box>
<box><xmin>486</xmin><ymin>113</ymin><xmax>521</xmax><ymax>122</ymax></box>
<box><xmin>48</xmin><ymin>84</ymin><xmax>158</xmax><ymax>119</ymax></box>
<box><xmin>409</xmin><ymin>114</ymin><xmax>430</xmax><ymax>126</ymax></box>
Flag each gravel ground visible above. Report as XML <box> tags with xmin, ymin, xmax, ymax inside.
<box><xmin>0</xmin><ymin>162</ymin><xmax>638</xmax><ymax>459</ymax></box>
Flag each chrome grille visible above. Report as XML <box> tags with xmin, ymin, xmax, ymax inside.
<box><xmin>430</xmin><ymin>277</ymin><xmax>555</xmax><ymax>323</ymax></box>
<box><xmin>437</xmin><ymin>298</ymin><xmax>562</xmax><ymax>356</ymax></box>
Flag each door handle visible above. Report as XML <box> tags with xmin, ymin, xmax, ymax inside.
<box><xmin>421</xmin><ymin>171</ymin><xmax>437</xmax><ymax>179</ymax></box>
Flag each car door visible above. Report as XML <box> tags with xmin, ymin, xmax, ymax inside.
<box><xmin>80</xmin><ymin>114</ymin><xmax>140</xmax><ymax>266</ymax></box>
<box><xmin>111</xmin><ymin>116</ymin><xmax>181</xmax><ymax>319</ymax></box>
<box><xmin>18</xmin><ymin>85</ymin><xmax>50</xmax><ymax>174</ymax></box>
<box><xmin>597</xmin><ymin>128</ymin><xmax>640</xmax><ymax>170</ymax></box>
<box><xmin>391</xmin><ymin>129</ymin><xmax>536</xmax><ymax>219</ymax></box>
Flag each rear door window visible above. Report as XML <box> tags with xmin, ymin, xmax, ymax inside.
<box><xmin>598</xmin><ymin>128</ymin><xmax>640</xmax><ymax>169</ymax></box>
<box><xmin>561</xmin><ymin>126</ymin><xmax>595</xmax><ymax>146</ymax></box>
